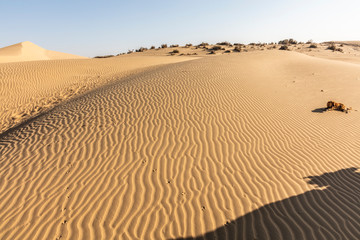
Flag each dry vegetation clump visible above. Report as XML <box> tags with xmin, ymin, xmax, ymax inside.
<box><xmin>211</xmin><ymin>45</ymin><xmax>224</xmax><ymax>51</ymax></box>
<box><xmin>279</xmin><ymin>45</ymin><xmax>289</xmax><ymax>50</ymax></box>
<box><xmin>278</xmin><ymin>38</ymin><xmax>297</xmax><ymax>45</ymax></box>
<box><xmin>170</xmin><ymin>44</ymin><xmax>179</xmax><ymax>48</ymax></box>
<box><xmin>150</xmin><ymin>46</ymin><xmax>155</xmax><ymax>49</ymax></box>
<box><xmin>161</xmin><ymin>44</ymin><xmax>168</xmax><ymax>48</ymax></box>
<box><xmin>309</xmin><ymin>44</ymin><xmax>318</xmax><ymax>48</ymax></box>
<box><xmin>198</xmin><ymin>42</ymin><xmax>209</xmax><ymax>47</ymax></box>
<box><xmin>217</xmin><ymin>41</ymin><xmax>232</xmax><ymax>46</ymax></box>
<box><xmin>224</xmin><ymin>50</ymin><xmax>231</xmax><ymax>53</ymax></box>
<box><xmin>136</xmin><ymin>47</ymin><xmax>147</xmax><ymax>52</ymax></box>
<box><xmin>233</xmin><ymin>46</ymin><xmax>242</xmax><ymax>52</ymax></box>
<box><xmin>127</xmin><ymin>50</ymin><xmax>133</xmax><ymax>54</ymax></box>
<box><xmin>94</xmin><ymin>55</ymin><xmax>115</xmax><ymax>58</ymax></box>
<box><xmin>209</xmin><ymin>50</ymin><xmax>216</xmax><ymax>54</ymax></box>
<box><xmin>327</xmin><ymin>43</ymin><xmax>343</xmax><ymax>52</ymax></box>
<box><xmin>234</xmin><ymin>43</ymin><xmax>245</xmax><ymax>46</ymax></box>
<box><xmin>185</xmin><ymin>43</ymin><xmax>192</xmax><ymax>47</ymax></box>
<box><xmin>170</xmin><ymin>49</ymin><xmax>180</xmax><ymax>54</ymax></box>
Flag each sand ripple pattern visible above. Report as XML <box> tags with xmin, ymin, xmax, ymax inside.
<box><xmin>1</xmin><ymin>52</ymin><xmax>360</xmax><ymax>239</ymax></box>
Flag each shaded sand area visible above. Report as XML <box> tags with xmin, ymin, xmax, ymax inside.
<box><xmin>1</xmin><ymin>51</ymin><xmax>360</xmax><ymax>239</ymax></box>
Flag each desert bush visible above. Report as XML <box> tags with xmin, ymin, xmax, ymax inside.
<box><xmin>309</xmin><ymin>44</ymin><xmax>318</xmax><ymax>48</ymax></box>
<box><xmin>279</xmin><ymin>45</ymin><xmax>289</xmax><ymax>50</ymax></box>
<box><xmin>94</xmin><ymin>55</ymin><xmax>114</xmax><ymax>58</ymax></box>
<box><xmin>217</xmin><ymin>41</ymin><xmax>231</xmax><ymax>46</ymax></box>
<box><xmin>211</xmin><ymin>45</ymin><xmax>223</xmax><ymax>51</ymax></box>
<box><xmin>198</xmin><ymin>42</ymin><xmax>209</xmax><ymax>47</ymax></box>
<box><xmin>326</xmin><ymin>43</ymin><xmax>343</xmax><ymax>52</ymax></box>
<box><xmin>279</xmin><ymin>39</ymin><xmax>297</xmax><ymax>45</ymax></box>
<box><xmin>127</xmin><ymin>50</ymin><xmax>133</xmax><ymax>54</ymax></box>
<box><xmin>224</xmin><ymin>50</ymin><xmax>231</xmax><ymax>53</ymax></box>
<box><xmin>233</xmin><ymin>46</ymin><xmax>242</xmax><ymax>52</ymax></box>
<box><xmin>170</xmin><ymin>49</ymin><xmax>180</xmax><ymax>54</ymax></box>
<box><xmin>150</xmin><ymin>46</ymin><xmax>155</xmax><ymax>49</ymax></box>
<box><xmin>170</xmin><ymin>44</ymin><xmax>179</xmax><ymax>48</ymax></box>
<box><xmin>185</xmin><ymin>43</ymin><xmax>192</xmax><ymax>47</ymax></box>
<box><xmin>161</xmin><ymin>44</ymin><xmax>168</xmax><ymax>48</ymax></box>
<box><xmin>306</xmin><ymin>40</ymin><xmax>313</xmax><ymax>44</ymax></box>
<box><xmin>136</xmin><ymin>47</ymin><xmax>147</xmax><ymax>52</ymax></box>
<box><xmin>209</xmin><ymin>50</ymin><xmax>216</xmax><ymax>54</ymax></box>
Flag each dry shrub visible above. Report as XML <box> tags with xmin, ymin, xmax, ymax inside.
<box><xmin>279</xmin><ymin>39</ymin><xmax>297</xmax><ymax>45</ymax></box>
<box><xmin>94</xmin><ymin>55</ymin><xmax>114</xmax><ymax>58</ymax></box>
<box><xmin>279</xmin><ymin>45</ymin><xmax>289</xmax><ymax>50</ymax></box>
<box><xmin>211</xmin><ymin>45</ymin><xmax>223</xmax><ymax>51</ymax></box>
<box><xmin>233</xmin><ymin>46</ymin><xmax>242</xmax><ymax>52</ymax></box>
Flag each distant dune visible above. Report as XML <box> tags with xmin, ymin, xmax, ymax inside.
<box><xmin>0</xmin><ymin>41</ymin><xmax>87</xmax><ymax>63</ymax></box>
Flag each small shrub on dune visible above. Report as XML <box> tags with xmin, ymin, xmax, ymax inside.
<box><xmin>327</xmin><ymin>43</ymin><xmax>343</xmax><ymax>52</ymax></box>
<box><xmin>211</xmin><ymin>45</ymin><xmax>223</xmax><ymax>51</ymax></box>
<box><xmin>209</xmin><ymin>50</ymin><xmax>216</xmax><ymax>54</ymax></box>
<box><xmin>170</xmin><ymin>49</ymin><xmax>179</xmax><ymax>54</ymax></box>
<box><xmin>185</xmin><ymin>43</ymin><xmax>193</xmax><ymax>48</ymax></box>
<box><xmin>161</xmin><ymin>44</ymin><xmax>168</xmax><ymax>48</ymax></box>
<box><xmin>309</xmin><ymin>44</ymin><xmax>318</xmax><ymax>48</ymax></box>
<box><xmin>233</xmin><ymin>46</ymin><xmax>242</xmax><ymax>52</ymax></box>
<box><xmin>94</xmin><ymin>55</ymin><xmax>114</xmax><ymax>58</ymax></box>
<box><xmin>170</xmin><ymin>44</ymin><xmax>179</xmax><ymax>48</ymax></box>
<box><xmin>217</xmin><ymin>41</ymin><xmax>231</xmax><ymax>46</ymax></box>
<box><xmin>198</xmin><ymin>42</ymin><xmax>209</xmax><ymax>47</ymax></box>
<box><xmin>127</xmin><ymin>50</ymin><xmax>133</xmax><ymax>54</ymax></box>
<box><xmin>224</xmin><ymin>50</ymin><xmax>231</xmax><ymax>53</ymax></box>
<box><xmin>136</xmin><ymin>47</ymin><xmax>147</xmax><ymax>52</ymax></box>
<box><xmin>279</xmin><ymin>38</ymin><xmax>297</xmax><ymax>45</ymax></box>
<box><xmin>279</xmin><ymin>45</ymin><xmax>289</xmax><ymax>50</ymax></box>
<box><xmin>150</xmin><ymin>46</ymin><xmax>155</xmax><ymax>49</ymax></box>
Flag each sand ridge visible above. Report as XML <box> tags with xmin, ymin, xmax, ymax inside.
<box><xmin>0</xmin><ymin>55</ymin><xmax>197</xmax><ymax>135</ymax></box>
<box><xmin>0</xmin><ymin>50</ymin><xmax>359</xmax><ymax>239</ymax></box>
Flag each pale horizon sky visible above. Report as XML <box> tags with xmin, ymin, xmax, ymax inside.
<box><xmin>1</xmin><ymin>0</ymin><xmax>359</xmax><ymax>57</ymax></box>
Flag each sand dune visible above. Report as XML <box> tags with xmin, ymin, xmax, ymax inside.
<box><xmin>0</xmin><ymin>49</ymin><xmax>359</xmax><ymax>239</ymax></box>
<box><xmin>0</xmin><ymin>55</ymin><xmax>195</xmax><ymax>135</ymax></box>
<box><xmin>0</xmin><ymin>41</ymin><xmax>87</xmax><ymax>63</ymax></box>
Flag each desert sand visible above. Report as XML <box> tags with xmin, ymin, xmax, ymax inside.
<box><xmin>0</xmin><ymin>41</ymin><xmax>87</xmax><ymax>63</ymax></box>
<box><xmin>0</xmin><ymin>42</ymin><xmax>359</xmax><ymax>239</ymax></box>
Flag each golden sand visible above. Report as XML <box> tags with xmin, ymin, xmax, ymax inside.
<box><xmin>0</xmin><ymin>42</ymin><xmax>359</xmax><ymax>239</ymax></box>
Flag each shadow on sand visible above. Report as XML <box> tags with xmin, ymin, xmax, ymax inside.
<box><xmin>173</xmin><ymin>167</ymin><xmax>360</xmax><ymax>240</ymax></box>
<box><xmin>312</xmin><ymin>107</ymin><xmax>328</xmax><ymax>113</ymax></box>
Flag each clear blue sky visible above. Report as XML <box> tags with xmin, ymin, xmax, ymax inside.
<box><xmin>1</xmin><ymin>0</ymin><xmax>359</xmax><ymax>57</ymax></box>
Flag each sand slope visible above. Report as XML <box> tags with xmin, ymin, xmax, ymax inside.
<box><xmin>0</xmin><ymin>41</ymin><xmax>87</xmax><ymax>63</ymax></box>
<box><xmin>0</xmin><ymin>51</ymin><xmax>359</xmax><ymax>239</ymax></box>
<box><xmin>0</xmin><ymin>55</ymin><xmax>196</xmax><ymax>134</ymax></box>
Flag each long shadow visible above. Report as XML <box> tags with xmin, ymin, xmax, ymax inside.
<box><xmin>173</xmin><ymin>168</ymin><xmax>360</xmax><ymax>240</ymax></box>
